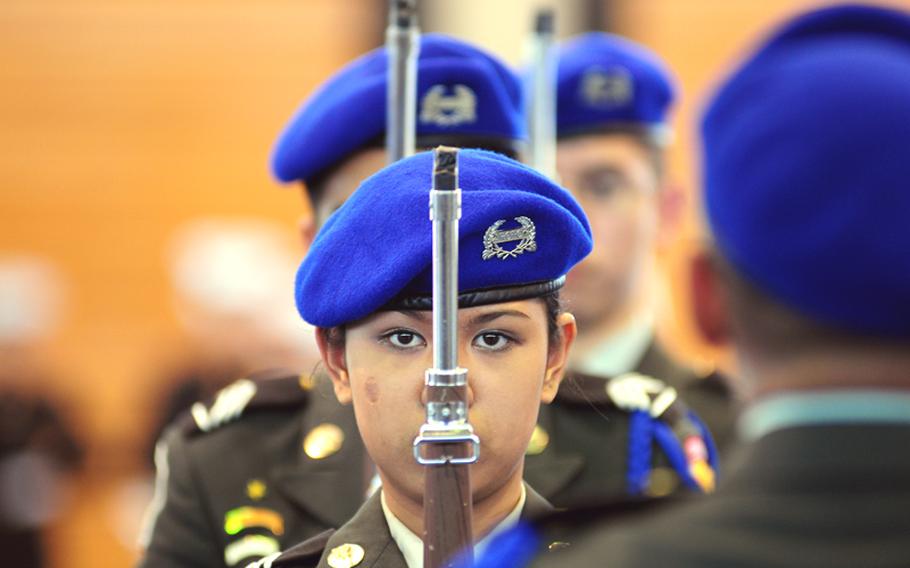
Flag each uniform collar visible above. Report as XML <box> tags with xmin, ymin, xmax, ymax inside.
<box><xmin>739</xmin><ymin>389</ymin><xmax>910</xmax><ymax>442</ymax></box>
<box><xmin>574</xmin><ymin>311</ymin><xmax>655</xmax><ymax>378</ymax></box>
<box><xmin>379</xmin><ymin>485</ymin><xmax>527</xmax><ymax>568</ymax></box>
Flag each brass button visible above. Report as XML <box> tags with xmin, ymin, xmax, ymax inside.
<box><xmin>645</xmin><ymin>466</ymin><xmax>679</xmax><ymax>497</ymax></box>
<box><xmin>525</xmin><ymin>424</ymin><xmax>550</xmax><ymax>456</ymax></box>
<box><xmin>303</xmin><ymin>423</ymin><xmax>345</xmax><ymax>460</ymax></box>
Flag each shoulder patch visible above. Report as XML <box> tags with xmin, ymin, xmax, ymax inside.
<box><xmin>179</xmin><ymin>368</ymin><xmax>315</xmax><ymax>437</ymax></box>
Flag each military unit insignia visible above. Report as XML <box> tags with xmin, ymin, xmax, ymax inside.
<box><xmin>246</xmin><ymin>479</ymin><xmax>267</xmax><ymax>501</ymax></box>
<box><xmin>525</xmin><ymin>424</ymin><xmax>550</xmax><ymax>456</ymax></box>
<box><xmin>580</xmin><ymin>65</ymin><xmax>634</xmax><ymax>108</ymax></box>
<box><xmin>303</xmin><ymin>422</ymin><xmax>345</xmax><ymax>460</ymax></box>
<box><xmin>224</xmin><ymin>506</ymin><xmax>285</xmax><ymax>536</ymax></box>
<box><xmin>482</xmin><ymin>216</ymin><xmax>537</xmax><ymax>260</ymax></box>
<box><xmin>420</xmin><ymin>84</ymin><xmax>477</xmax><ymax>126</ymax></box>
<box><xmin>327</xmin><ymin>543</ymin><xmax>365</xmax><ymax>568</ymax></box>
<box><xmin>224</xmin><ymin>536</ymin><xmax>280</xmax><ymax>567</ymax></box>
<box><xmin>191</xmin><ymin>378</ymin><xmax>257</xmax><ymax>432</ymax></box>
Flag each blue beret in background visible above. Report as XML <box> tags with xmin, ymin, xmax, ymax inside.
<box><xmin>702</xmin><ymin>3</ymin><xmax>910</xmax><ymax>336</ymax></box>
<box><xmin>295</xmin><ymin>149</ymin><xmax>592</xmax><ymax>328</ymax></box>
<box><xmin>271</xmin><ymin>33</ymin><xmax>525</xmax><ymax>184</ymax></box>
<box><xmin>556</xmin><ymin>32</ymin><xmax>676</xmax><ymax>138</ymax></box>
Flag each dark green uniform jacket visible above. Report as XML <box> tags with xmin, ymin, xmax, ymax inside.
<box><xmin>530</xmin><ymin>424</ymin><xmax>910</xmax><ymax>568</ymax></box>
<box><xmin>138</xmin><ymin>354</ymin><xmax>726</xmax><ymax>568</ymax></box>
<box><xmin>260</xmin><ymin>486</ymin><xmax>553</xmax><ymax>568</ymax></box>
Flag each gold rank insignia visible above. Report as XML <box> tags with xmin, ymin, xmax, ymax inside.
<box><xmin>303</xmin><ymin>422</ymin><xmax>344</xmax><ymax>460</ymax></box>
<box><xmin>224</xmin><ymin>506</ymin><xmax>284</xmax><ymax>536</ymax></box>
<box><xmin>246</xmin><ymin>479</ymin><xmax>267</xmax><ymax>501</ymax></box>
<box><xmin>525</xmin><ymin>424</ymin><xmax>550</xmax><ymax>456</ymax></box>
<box><xmin>327</xmin><ymin>543</ymin><xmax>365</xmax><ymax>568</ymax></box>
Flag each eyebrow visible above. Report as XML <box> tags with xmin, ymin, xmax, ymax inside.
<box><xmin>468</xmin><ymin>309</ymin><xmax>531</xmax><ymax>326</ymax></box>
<box><xmin>395</xmin><ymin>310</ymin><xmax>431</xmax><ymax>322</ymax></box>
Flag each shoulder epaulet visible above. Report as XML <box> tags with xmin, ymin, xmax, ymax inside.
<box><xmin>557</xmin><ymin>370</ymin><xmax>675</xmax><ymax>414</ymax></box>
<box><xmin>177</xmin><ymin>368</ymin><xmax>316</xmax><ymax>437</ymax></box>
<box><xmin>271</xmin><ymin>529</ymin><xmax>335</xmax><ymax>567</ymax></box>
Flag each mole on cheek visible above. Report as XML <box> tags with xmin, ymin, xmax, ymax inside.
<box><xmin>364</xmin><ymin>376</ymin><xmax>380</xmax><ymax>403</ymax></box>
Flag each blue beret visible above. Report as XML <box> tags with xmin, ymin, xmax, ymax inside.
<box><xmin>295</xmin><ymin>149</ymin><xmax>592</xmax><ymax>327</ymax></box>
<box><xmin>556</xmin><ymin>32</ymin><xmax>676</xmax><ymax>138</ymax></box>
<box><xmin>703</xmin><ymin>4</ymin><xmax>910</xmax><ymax>336</ymax></box>
<box><xmin>271</xmin><ymin>34</ymin><xmax>525</xmax><ymax>184</ymax></box>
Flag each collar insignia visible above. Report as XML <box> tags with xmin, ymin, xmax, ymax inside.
<box><xmin>420</xmin><ymin>84</ymin><xmax>477</xmax><ymax>127</ymax></box>
<box><xmin>580</xmin><ymin>66</ymin><xmax>634</xmax><ymax>108</ymax></box>
<box><xmin>327</xmin><ymin>543</ymin><xmax>365</xmax><ymax>568</ymax></box>
<box><xmin>482</xmin><ymin>216</ymin><xmax>537</xmax><ymax>260</ymax></box>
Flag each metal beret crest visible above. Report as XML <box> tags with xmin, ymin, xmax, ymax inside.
<box><xmin>482</xmin><ymin>216</ymin><xmax>537</xmax><ymax>260</ymax></box>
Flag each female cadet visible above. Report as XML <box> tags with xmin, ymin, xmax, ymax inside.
<box><xmin>253</xmin><ymin>148</ymin><xmax>592</xmax><ymax>568</ymax></box>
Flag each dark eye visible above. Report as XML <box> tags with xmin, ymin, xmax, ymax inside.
<box><xmin>387</xmin><ymin>331</ymin><xmax>425</xmax><ymax>349</ymax></box>
<box><xmin>579</xmin><ymin>169</ymin><xmax>629</xmax><ymax>199</ymax></box>
<box><xmin>473</xmin><ymin>332</ymin><xmax>510</xmax><ymax>351</ymax></box>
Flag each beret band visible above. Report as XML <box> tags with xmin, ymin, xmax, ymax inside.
<box><xmin>384</xmin><ymin>277</ymin><xmax>565</xmax><ymax>312</ymax></box>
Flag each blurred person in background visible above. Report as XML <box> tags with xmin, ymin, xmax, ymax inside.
<box><xmin>528</xmin><ymin>32</ymin><xmax>736</xmax><ymax>507</ymax></box>
<box><xmin>0</xmin><ymin>256</ymin><xmax>84</xmax><ymax>567</ymax></box>
<box><xmin>142</xmin><ymin>217</ymin><xmax>320</xmax><ymax>467</ymax></box>
<box><xmin>479</xmin><ymin>4</ymin><xmax>910</xmax><ymax>567</ymax></box>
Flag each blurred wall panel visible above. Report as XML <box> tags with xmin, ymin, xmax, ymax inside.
<box><xmin>0</xmin><ymin>1</ymin><xmax>379</xmax><ymax>566</ymax></box>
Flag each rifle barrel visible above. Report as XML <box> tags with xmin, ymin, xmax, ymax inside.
<box><xmin>527</xmin><ymin>8</ymin><xmax>557</xmax><ymax>179</ymax></box>
<box><xmin>386</xmin><ymin>0</ymin><xmax>419</xmax><ymax>164</ymax></box>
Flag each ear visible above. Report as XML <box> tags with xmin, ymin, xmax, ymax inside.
<box><xmin>298</xmin><ymin>214</ymin><xmax>317</xmax><ymax>252</ymax></box>
<box><xmin>690</xmin><ymin>250</ymin><xmax>731</xmax><ymax>347</ymax></box>
<box><xmin>655</xmin><ymin>181</ymin><xmax>686</xmax><ymax>249</ymax></box>
<box><xmin>541</xmin><ymin>312</ymin><xmax>578</xmax><ymax>404</ymax></box>
<box><xmin>314</xmin><ymin>328</ymin><xmax>353</xmax><ymax>405</ymax></box>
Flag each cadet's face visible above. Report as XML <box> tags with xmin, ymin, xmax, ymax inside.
<box><xmin>324</xmin><ymin>300</ymin><xmax>571</xmax><ymax>505</ymax></box>
<box><xmin>557</xmin><ymin>133</ymin><xmax>661</xmax><ymax>329</ymax></box>
<box><xmin>314</xmin><ymin>148</ymin><xmax>387</xmax><ymax>225</ymax></box>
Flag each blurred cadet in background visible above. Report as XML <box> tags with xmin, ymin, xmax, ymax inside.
<box><xmin>523</xmin><ymin>33</ymin><xmax>733</xmax><ymax>507</ymax></box>
<box><xmin>142</xmin><ymin>217</ymin><xmax>319</xmax><ymax>467</ymax></box>
<box><xmin>0</xmin><ymin>256</ymin><xmax>84</xmax><ymax>567</ymax></box>
<box><xmin>137</xmin><ymin>34</ymin><xmax>532</xmax><ymax>568</ymax></box>
<box><xmin>482</xmin><ymin>4</ymin><xmax>910</xmax><ymax>567</ymax></box>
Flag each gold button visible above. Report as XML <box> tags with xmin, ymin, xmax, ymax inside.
<box><xmin>303</xmin><ymin>423</ymin><xmax>345</xmax><ymax>460</ymax></box>
<box><xmin>327</xmin><ymin>543</ymin><xmax>365</xmax><ymax>568</ymax></box>
<box><xmin>246</xmin><ymin>479</ymin><xmax>267</xmax><ymax>501</ymax></box>
<box><xmin>645</xmin><ymin>466</ymin><xmax>679</xmax><ymax>497</ymax></box>
<box><xmin>299</xmin><ymin>373</ymin><xmax>317</xmax><ymax>391</ymax></box>
<box><xmin>525</xmin><ymin>424</ymin><xmax>550</xmax><ymax>456</ymax></box>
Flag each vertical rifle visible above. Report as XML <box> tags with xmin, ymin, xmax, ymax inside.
<box><xmin>526</xmin><ymin>8</ymin><xmax>557</xmax><ymax>179</ymax></box>
<box><xmin>386</xmin><ymin>0</ymin><xmax>419</xmax><ymax>164</ymax></box>
<box><xmin>413</xmin><ymin>147</ymin><xmax>479</xmax><ymax>568</ymax></box>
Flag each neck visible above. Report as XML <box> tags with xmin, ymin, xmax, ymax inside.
<box><xmin>739</xmin><ymin>350</ymin><xmax>910</xmax><ymax>402</ymax></box>
<box><xmin>570</xmin><ymin>297</ymin><xmax>654</xmax><ymax>367</ymax></box>
<box><xmin>380</xmin><ymin>466</ymin><xmax>525</xmax><ymax>543</ymax></box>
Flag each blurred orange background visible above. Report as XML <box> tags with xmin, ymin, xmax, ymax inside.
<box><xmin>2</xmin><ymin>1</ymin><xmax>904</xmax><ymax>566</ymax></box>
